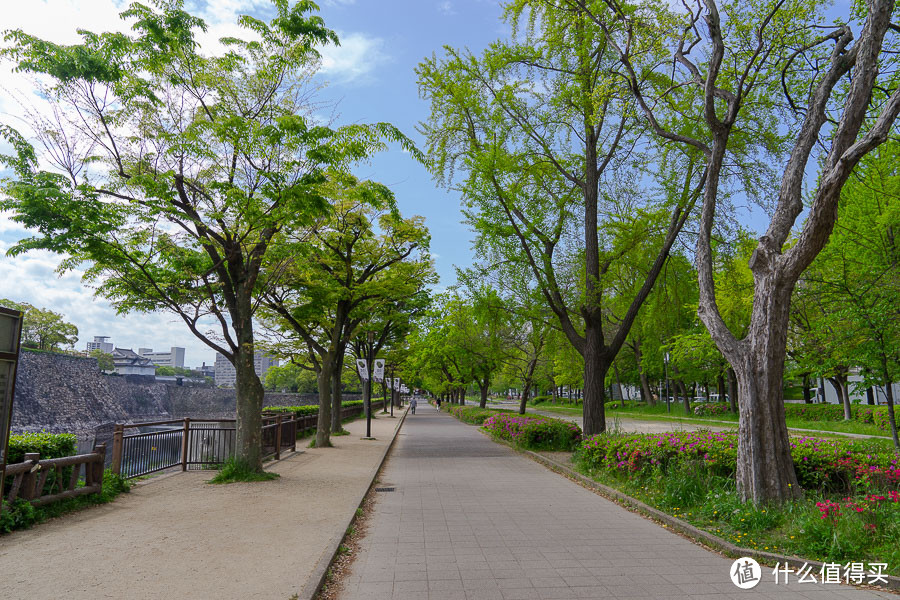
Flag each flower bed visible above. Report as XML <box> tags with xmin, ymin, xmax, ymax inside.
<box><xmin>572</xmin><ymin>431</ymin><xmax>900</xmax><ymax>573</ymax></box>
<box><xmin>692</xmin><ymin>402</ymin><xmax>730</xmax><ymax>417</ymax></box>
<box><xmin>482</xmin><ymin>413</ymin><xmax>582</xmax><ymax>451</ymax></box>
<box><xmin>576</xmin><ymin>431</ymin><xmax>900</xmax><ymax>493</ymax></box>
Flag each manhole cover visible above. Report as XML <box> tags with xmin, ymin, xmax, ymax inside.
<box><xmin>374</xmin><ymin>487</ymin><xmax>395</xmax><ymax>492</ymax></box>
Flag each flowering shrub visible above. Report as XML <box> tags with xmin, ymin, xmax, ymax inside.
<box><xmin>577</xmin><ymin>431</ymin><xmax>900</xmax><ymax>493</ymax></box>
<box><xmin>692</xmin><ymin>403</ymin><xmax>730</xmax><ymax>417</ymax></box>
<box><xmin>482</xmin><ymin>413</ymin><xmax>582</xmax><ymax>451</ymax></box>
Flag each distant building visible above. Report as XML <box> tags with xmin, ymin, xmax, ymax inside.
<box><xmin>138</xmin><ymin>346</ymin><xmax>185</xmax><ymax>368</ymax></box>
<box><xmin>86</xmin><ymin>336</ymin><xmax>114</xmax><ymax>354</ymax></box>
<box><xmin>193</xmin><ymin>362</ymin><xmax>216</xmax><ymax>379</ymax></box>
<box><xmin>214</xmin><ymin>352</ymin><xmax>277</xmax><ymax>388</ymax></box>
<box><xmin>112</xmin><ymin>348</ymin><xmax>157</xmax><ymax>376</ymax></box>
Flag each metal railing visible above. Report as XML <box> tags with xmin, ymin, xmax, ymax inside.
<box><xmin>111</xmin><ymin>414</ymin><xmax>298</xmax><ymax>479</ymax></box>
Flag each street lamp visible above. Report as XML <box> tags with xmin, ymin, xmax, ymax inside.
<box><xmin>664</xmin><ymin>351</ymin><xmax>671</xmax><ymax>414</ymax></box>
<box><xmin>365</xmin><ymin>331</ymin><xmax>374</xmax><ymax>439</ymax></box>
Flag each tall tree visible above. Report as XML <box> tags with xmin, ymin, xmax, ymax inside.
<box><xmin>0</xmin><ymin>299</ymin><xmax>78</xmax><ymax>351</ymax></box>
<box><xmin>0</xmin><ymin>1</ymin><xmax>414</xmax><ymax>471</ymax></box>
<box><xmin>595</xmin><ymin>0</ymin><xmax>900</xmax><ymax>501</ymax></box>
<box><xmin>262</xmin><ymin>186</ymin><xmax>434</xmax><ymax>448</ymax></box>
<box><xmin>418</xmin><ymin>3</ymin><xmax>699</xmax><ymax>435</ymax></box>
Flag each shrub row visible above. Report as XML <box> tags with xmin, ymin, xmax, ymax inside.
<box><xmin>576</xmin><ymin>431</ymin><xmax>900</xmax><ymax>494</ymax></box>
<box><xmin>783</xmin><ymin>403</ymin><xmax>899</xmax><ymax>431</ymax></box>
<box><xmin>442</xmin><ymin>404</ymin><xmax>502</xmax><ymax>424</ymax></box>
<box><xmin>264</xmin><ymin>400</ymin><xmax>366</xmax><ymax>419</ymax></box>
<box><xmin>482</xmin><ymin>413</ymin><xmax>582</xmax><ymax>452</ymax></box>
<box><xmin>7</xmin><ymin>432</ymin><xmax>77</xmax><ymax>464</ymax></box>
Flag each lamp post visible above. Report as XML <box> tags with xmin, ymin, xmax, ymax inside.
<box><xmin>365</xmin><ymin>331</ymin><xmax>374</xmax><ymax>439</ymax></box>
<box><xmin>664</xmin><ymin>351</ymin><xmax>671</xmax><ymax>414</ymax></box>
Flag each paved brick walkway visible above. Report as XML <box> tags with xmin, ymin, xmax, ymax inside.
<box><xmin>339</xmin><ymin>403</ymin><xmax>892</xmax><ymax>600</ymax></box>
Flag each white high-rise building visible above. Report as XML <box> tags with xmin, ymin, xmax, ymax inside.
<box><xmin>214</xmin><ymin>352</ymin><xmax>278</xmax><ymax>388</ymax></box>
<box><xmin>138</xmin><ymin>347</ymin><xmax>186</xmax><ymax>368</ymax></box>
<box><xmin>86</xmin><ymin>336</ymin><xmax>113</xmax><ymax>353</ymax></box>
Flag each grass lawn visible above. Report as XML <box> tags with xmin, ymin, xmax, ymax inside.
<box><xmin>529</xmin><ymin>400</ymin><xmax>897</xmax><ymax>442</ymax></box>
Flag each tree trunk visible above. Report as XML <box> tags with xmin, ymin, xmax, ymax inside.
<box><xmin>315</xmin><ymin>357</ymin><xmax>333</xmax><ymax>449</ymax></box>
<box><xmin>717</xmin><ymin>372</ymin><xmax>726</xmax><ymax>403</ymax></box>
<box><xmin>727</xmin><ymin>367</ymin><xmax>738</xmax><ymax>413</ymax></box>
<box><xmin>331</xmin><ymin>353</ymin><xmax>344</xmax><ymax>433</ymax></box>
<box><xmin>829</xmin><ymin>371</ymin><xmax>851</xmax><ymax>420</ymax></box>
<box><xmin>519</xmin><ymin>381</ymin><xmax>531</xmax><ymax>415</ymax></box>
<box><xmin>634</xmin><ymin>340</ymin><xmax>654</xmax><ymax>406</ymax></box>
<box><xmin>866</xmin><ymin>387</ymin><xmax>875</xmax><ymax>406</ymax></box>
<box><xmin>582</xmin><ymin>325</ymin><xmax>608</xmax><ymax>436</ymax></box>
<box><xmin>479</xmin><ymin>380</ymin><xmax>489</xmax><ymax>409</ymax></box>
<box><xmin>234</xmin><ymin>344</ymin><xmax>264</xmax><ymax>471</ymax></box>
<box><xmin>613</xmin><ymin>362</ymin><xmax>625</xmax><ymax>407</ymax></box>
<box><xmin>879</xmin><ymin>354</ymin><xmax>900</xmax><ymax>452</ymax></box>
<box><xmin>802</xmin><ymin>374</ymin><xmax>812</xmax><ymax>404</ymax></box>
<box><xmin>727</xmin><ymin>275</ymin><xmax>802</xmax><ymax>504</ymax></box>
<box><xmin>459</xmin><ymin>387</ymin><xmax>465</xmax><ymax>406</ymax></box>
<box><xmin>680</xmin><ymin>381</ymin><xmax>691</xmax><ymax>415</ymax></box>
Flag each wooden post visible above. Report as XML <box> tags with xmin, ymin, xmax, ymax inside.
<box><xmin>111</xmin><ymin>424</ymin><xmax>124</xmax><ymax>475</ymax></box>
<box><xmin>275</xmin><ymin>414</ymin><xmax>283</xmax><ymax>461</ymax></box>
<box><xmin>290</xmin><ymin>414</ymin><xmax>297</xmax><ymax>452</ymax></box>
<box><xmin>181</xmin><ymin>418</ymin><xmax>191</xmax><ymax>471</ymax></box>
<box><xmin>20</xmin><ymin>452</ymin><xmax>40</xmax><ymax>500</ymax></box>
<box><xmin>93</xmin><ymin>444</ymin><xmax>106</xmax><ymax>490</ymax></box>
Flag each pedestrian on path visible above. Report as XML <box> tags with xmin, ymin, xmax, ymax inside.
<box><xmin>410</xmin><ymin>398</ymin><xmax>417</xmax><ymax>414</ymax></box>
<box><xmin>435</xmin><ymin>397</ymin><xmax>441</xmax><ymax>410</ymax></box>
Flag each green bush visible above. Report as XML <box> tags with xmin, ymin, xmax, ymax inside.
<box><xmin>7</xmin><ymin>432</ymin><xmax>77</xmax><ymax>464</ymax></box>
<box><xmin>264</xmin><ymin>400</ymin><xmax>366</xmax><ymax>419</ymax></box>
<box><xmin>783</xmin><ymin>403</ymin><xmax>899</xmax><ymax>432</ymax></box>
<box><xmin>444</xmin><ymin>405</ymin><xmax>500</xmax><ymax>425</ymax></box>
<box><xmin>692</xmin><ymin>402</ymin><xmax>731</xmax><ymax>417</ymax></box>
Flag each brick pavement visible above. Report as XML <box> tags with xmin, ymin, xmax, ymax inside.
<box><xmin>338</xmin><ymin>402</ymin><xmax>893</xmax><ymax>600</ymax></box>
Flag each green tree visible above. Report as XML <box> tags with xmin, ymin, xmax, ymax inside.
<box><xmin>263</xmin><ymin>189</ymin><xmax>434</xmax><ymax>448</ymax></box>
<box><xmin>0</xmin><ymin>1</ymin><xmax>414</xmax><ymax>472</ymax></box>
<box><xmin>418</xmin><ymin>4</ymin><xmax>698</xmax><ymax>435</ymax></box>
<box><xmin>599</xmin><ymin>0</ymin><xmax>900</xmax><ymax>503</ymax></box>
<box><xmin>89</xmin><ymin>348</ymin><xmax>115</xmax><ymax>371</ymax></box>
<box><xmin>0</xmin><ymin>299</ymin><xmax>78</xmax><ymax>351</ymax></box>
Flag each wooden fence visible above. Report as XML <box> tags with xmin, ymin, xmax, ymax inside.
<box><xmin>2</xmin><ymin>444</ymin><xmax>106</xmax><ymax>507</ymax></box>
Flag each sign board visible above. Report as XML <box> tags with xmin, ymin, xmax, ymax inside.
<box><xmin>373</xmin><ymin>359</ymin><xmax>385</xmax><ymax>381</ymax></box>
<box><xmin>0</xmin><ymin>306</ymin><xmax>24</xmax><ymax>509</ymax></box>
<box><xmin>393</xmin><ymin>377</ymin><xmax>400</xmax><ymax>390</ymax></box>
<box><xmin>355</xmin><ymin>359</ymin><xmax>369</xmax><ymax>380</ymax></box>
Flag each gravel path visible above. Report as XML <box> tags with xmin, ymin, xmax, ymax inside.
<box><xmin>338</xmin><ymin>402</ymin><xmax>892</xmax><ymax>600</ymax></box>
<box><xmin>0</xmin><ymin>413</ymin><xmax>402</xmax><ymax>600</ymax></box>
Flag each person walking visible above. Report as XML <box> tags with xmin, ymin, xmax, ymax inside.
<box><xmin>410</xmin><ymin>398</ymin><xmax>417</xmax><ymax>414</ymax></box>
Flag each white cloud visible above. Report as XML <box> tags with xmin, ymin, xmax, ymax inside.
<box><xmin>318</xmin><ymin>31</ymin><xmax>389</xmax><ymax>84</ymax></box>
<box><xmin>438</xmin><ymin>1</ymin><xmax>456</xmax><ymax>16</ymax></box>
<box><xmin>0</xmin><ymin>245</ymin><xmax>221</xmax><ymax>367</ymax></box>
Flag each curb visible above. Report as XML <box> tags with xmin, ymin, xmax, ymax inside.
<box><xmin>525</xmin><ymin>450</ymin><xmax>900</xmax><ymax>593</ymax></box>
<box><xmin>299</xmin><ymin>405</ymin><xmax>409</xmax><ymax>600</ymax></box>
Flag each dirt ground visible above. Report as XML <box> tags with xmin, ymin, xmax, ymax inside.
<box><xmin>0</xmin><ymin>414</ymin><xmax>402</xmax><ymax>600</ymax></box>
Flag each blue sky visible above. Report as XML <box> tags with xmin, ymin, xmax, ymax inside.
<box><xmin>0</xmin><ymin>0</ymin><xmax>507</xmax><ymax>366</ymax></box>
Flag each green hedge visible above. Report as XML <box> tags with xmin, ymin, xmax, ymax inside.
<box><xmin>783</xmin><ymin>404</ymin><xmax>899</xmax><ymax>431</ymax></box>
<box><xmin>442</xmin><ymin>405</ymin><xmax>501</xmax><ymax>425</ymax></box>
<box><xmin>264</xmin><ymin>400</ymin><xmax>366</xmax><ymax>419</ymax></box>
<box><xmin>7</xmin><ymin>432</ymin><xmax>77</xmax><ymax>464</ymax></box>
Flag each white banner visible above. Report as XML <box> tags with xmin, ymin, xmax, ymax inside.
<box><xmin>393</xmin><ymin>377</ymin><xmax>401</xmax><ymax>390</ymax></box>
<box><xmin>373</xmin><ymin>359</ymin><xmax>385</xmax><ymax>380</ymax></box>
<box><xmin>356</xmin><ymin>359</ymin><xmax>369</xmax><ymax>380</ymax></box>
